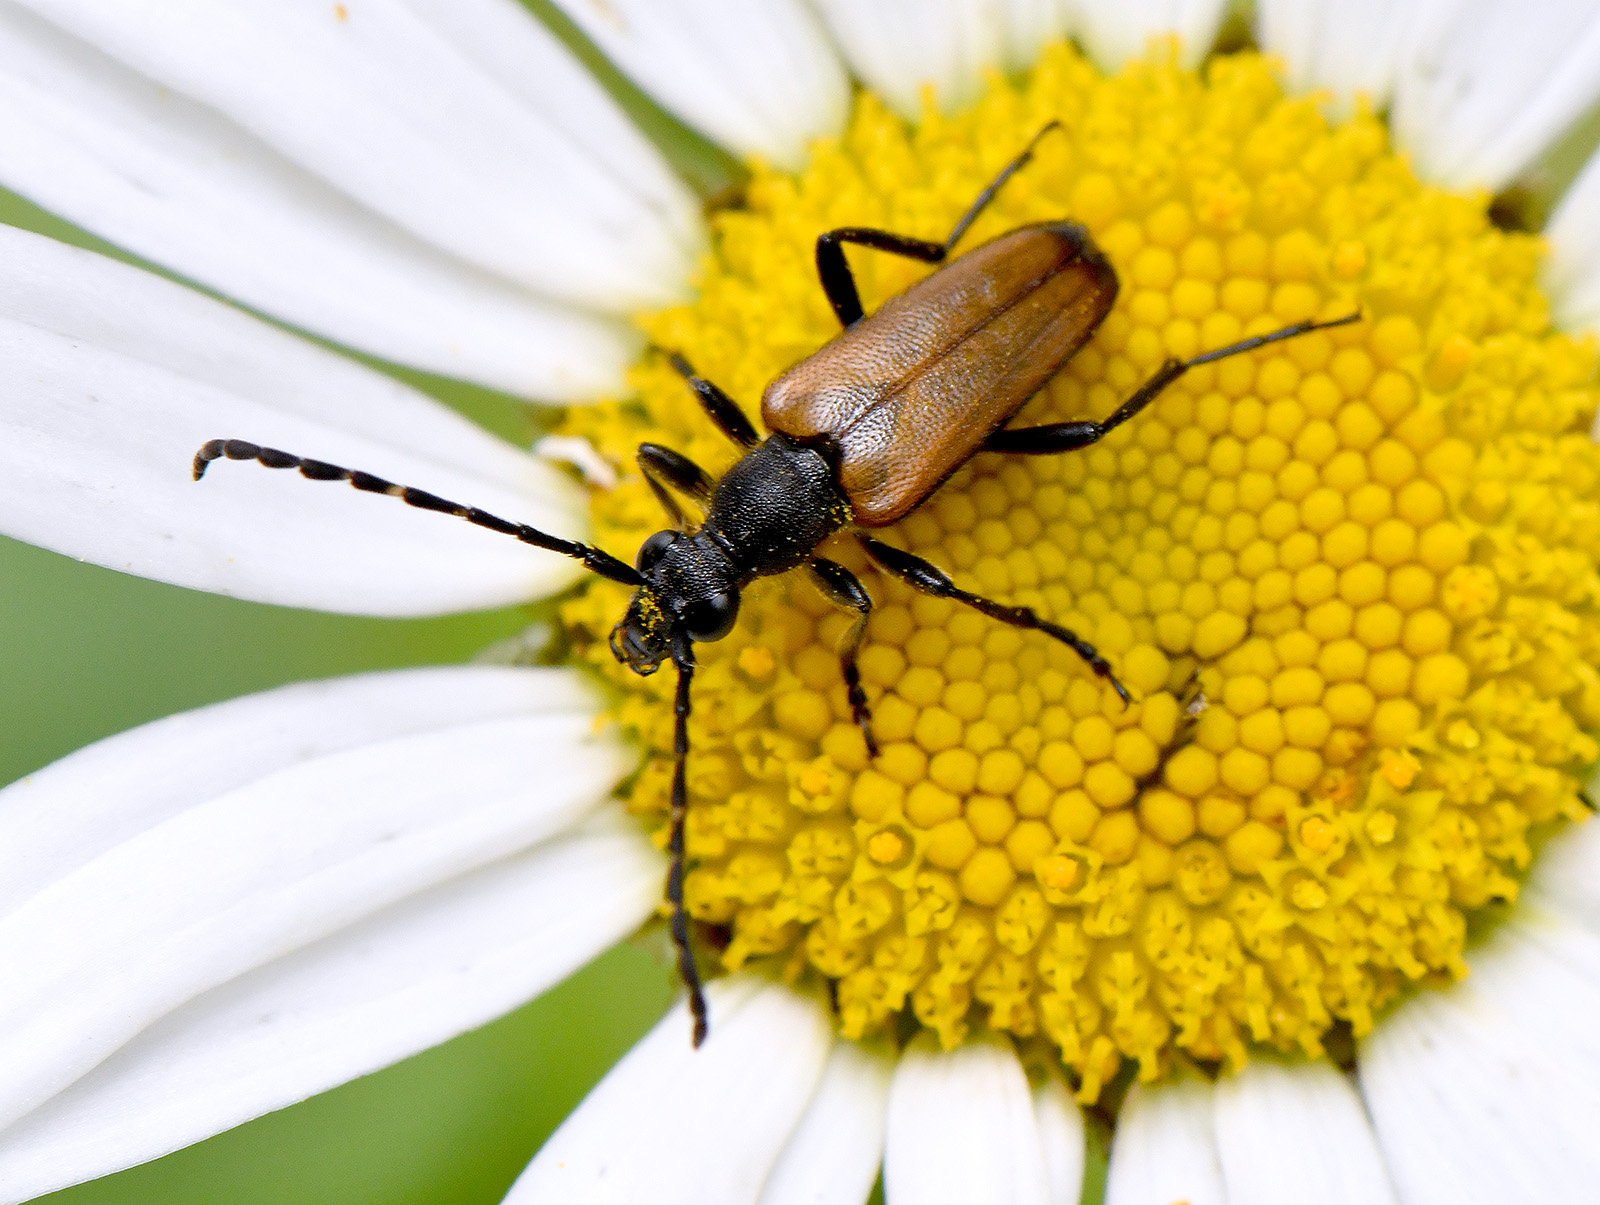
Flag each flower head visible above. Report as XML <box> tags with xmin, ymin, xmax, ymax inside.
<box><xmin>5</xmin><ymin>3</ymin><xmax>1600</xmax><ymax>1205</ymax></box>
<box><xmin>566</xmin><ymin>46</ymin><xmax>1600</xmax><ymax>1104</ymax></box>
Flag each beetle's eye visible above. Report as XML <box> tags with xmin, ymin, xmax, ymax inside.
<box><xmin>635</xmin><ymin>530</ymin><xmax>676</xmax><ymax>572</ymax></box>
<box><xmin>680</xmin><ymin>590</ymin><xmax>738</xmax><ymax>642</ymax></box>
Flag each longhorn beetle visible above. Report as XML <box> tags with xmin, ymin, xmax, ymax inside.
<box><xmin>193</xmin><ymin>124</ymin><xmax>1358</xmax><ymax>1047</ymax></box>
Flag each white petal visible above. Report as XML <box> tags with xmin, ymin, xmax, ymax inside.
<box><xmin>1213</xmin><ymin>1059</ymin><xmax>1397</xmax><ymax>1205</ymax></box>
<box><xmin>1031</xmin><ymin>1078</ymin><xmax>1085</xmax><ymax>1204</ymax></box>
<box><xmin>995</xmin><ymin>0</ymin><xmax>1071</xmax><ymax>70</ymax></box>
<box><xmin>0</xmin><ymin>665</ymin><xmax>592</xmax><ymax>910</ymax></box>
<box><xmin>1066</xmin><ymin>0</ymin><xmax>1228</xmax><ymax>71</ymax></box>
<box><xmin>0</xmin><ymin>810</ymin><xmax>659</xmax><ymax>1204</ymax></box>
<box><xmin>0</xmin><ymin>226</ymin><xmax>589</xmax><ymax>615</ymax></box>
<box><xmin>1254</xmin><ymin>0</ymin><xmax>1414</xmax><ymax>109</ymax></box>
<box><xmin>1105</xmin><ymin>1078</ymin><xmax>1224</xmax><ymax>1205</ymax></box>
<box><xmin>535</xmin><ymin>434</ymin><xmax>621</xmax><ymax>490</ymax></box>
<box><xmin>0</xmin><ymin>4</ymin><xmax>634</xmax><ymax>399</ymax></box>
<box><xmin>808</xmin><ymin>0</ymin><xmax>1006</xmax><ymax>119</ymax></box>
<box><xmin>1359</xmin><ymin>909</ymin><xmax>1600</xmax><ymax>1205</ymax></box>
<box><xmin>0</xmin><ymin>666</ymin><xmax>630</xmax><ymax>1132</ymax></box>
<box><xmin>1543</xmin><ymin>148</ymin><xmax>1600</xmax><ymax>338</ymax></box>
<box><xmin>507</xmin><ymin>976</ymin><xmax>834</xmax><ymax>1205</ymax></box>
<box><xmin>1525</xmin><ymin>814</ymin><xmax>1600</xmax><ymax>933</ymax></box>
<box><xmin>548</xmin><ymin>0</ymin><xmax>849</xmax><ymax>170</ymax></box>
<box><xmin>757</xmin><ymin>1040</ymin><xmax>890</xmax><ymax>1205</ymax></box>
<box><xmin>18</xmin><ymin>0</ymin><xmax>701</xmax><ymax>312</ymax></box>
<box><xmin>1390</xmin><ymin>0</ymin><xmax>1600</xmax><ymax>191</ymax></box>
<box><xmin>883</xmin><ymin>1033</ymin><xmax>1052</xmax><ymax>1205</ymax></box>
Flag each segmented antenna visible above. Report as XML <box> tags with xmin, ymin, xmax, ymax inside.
<box><xmin>191</xmin><ymin>438</ymin><xmax>642</xmax><ymax>586</ymax></box>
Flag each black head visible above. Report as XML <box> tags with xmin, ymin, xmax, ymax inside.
<box><xmin>609</xmin><ymin>529</ymin><xmax>742</xmax><ymax>675</ymax></box>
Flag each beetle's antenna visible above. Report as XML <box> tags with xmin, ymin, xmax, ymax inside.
<box><xmin>667</xmin><ymin>638</ymin><xmax>710</xmax><ymax>1046</ymax></box>
<box><xmin>192</xmin><ymin>438</ymin><xmax>643</xmax><ymax>587</ymax></box>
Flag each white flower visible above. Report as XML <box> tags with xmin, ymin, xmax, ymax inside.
<box><xmin>5</xmin><ymin>1</ymin><xmax>1600</xmax><ymax>1203</ymax></box>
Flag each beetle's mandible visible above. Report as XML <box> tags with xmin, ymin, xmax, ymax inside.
<box><xmin>192</xmin><ymin>123</ymin><xmax>1359</xmax><ymax>1047</ymax></box>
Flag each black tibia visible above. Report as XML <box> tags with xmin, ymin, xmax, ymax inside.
<box><xmin>667</xmin><ymin>352</ymin><xmax>760</xmax><ymax>450</ymax></box>
<box><xmin>191</xmin><ymin>438</ymin><xmax>642</xmax><ymax>587</ymax></box>
<box><xmin>638</xmin><ymin>443</ymin><xmax>715</xmax><ymax>529</ymax></box>
<box><xmin>815</xmin><ymin>120</ymin><xmax>1064</xmax><ymax>328</ymax></box>
<box><xmin>860</xmin><ymin>535</ymin><xmax>1132</xmax><ymax>706</ymax></box>
<box><xmin>983</xmin><ymin>420</ymin><xmax>1103</xmax><ymax>455</ymax></box>
<box><xmin>986</xmin><ymin>311</ymin><xmax>1363</xmax><ymax>455</ymax></box>
<box><xmin>815</xmin><ymin>227</ymin><xmax>946</xmax><ymax>328</ymax></box>
<box><xmin>808</xmin><ymin>557</ymin><xmax>879</xmax><ymax>759</ymax></box>
<box><xmin>667</xmin><ymin>641</ymin><xmax>709</xmax><ymax>1047</ymax></box>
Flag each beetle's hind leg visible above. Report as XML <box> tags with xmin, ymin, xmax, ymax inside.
<box><xmin>815</xmin><ymin>121</ymin><xmax>1063</xmax><ymax>328</ymax></box>
<box><xmin>808</xmin><ymin>558</ymin><xmax>879</xmax><ymax>758</ymax></box>
<box><xmin>984</xmin><ymin>312</ymin><xmax>1362</xmax><ymax>455</ymax></box>
<box><xmin>859</xmin><ymin>535</ymin><xmax>1132</xmax><ymax>706</ymax></box>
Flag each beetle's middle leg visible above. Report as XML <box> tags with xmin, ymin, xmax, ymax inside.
<box><xmin>808</xmin><ymin>557</ymin><xmax>879</xmax><ymax>758</ymax></box>
<box><xmin>816</xmin><ymin>122</ymin><xmax>1064</xmax><ymax>328</ymax></box>
<box><xmin>638</xmin><ymin>443</ymin><xmax>714</xmax><ymax>529</ymax></box>
<box><xmin>983</xmin><ymin>312</ymin><xmax>1362</xmax><ymax>455</ymax></box>
<box><xmin>859</xmin><ymin>535</ymin><xmax>1132</xmax><ymax>705</ymax></box>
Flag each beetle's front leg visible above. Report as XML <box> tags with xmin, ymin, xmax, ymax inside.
<box><xmin>666</xmin><ymin>641</ymin><xmax>709</xmax><ymax>1047</ymax></box>
<box><xmin>859</xmin><ymin>536</ymin><xmax>1131</xmax><ymax>705</ymax></box>
<box><xmin>638</xmin><ymin>443</ymin><xmax>714</xmax><ymax>530</ymax></box>
<box><xmin>807</xmin><ymin>557</ymin><xmax>879</xmax><ymax>758</ymax></box>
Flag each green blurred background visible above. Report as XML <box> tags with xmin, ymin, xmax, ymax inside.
<box><xmin>0</xmin><ymin>3</ymin><xmax>745</xmax><ymax>1200</ymax></box>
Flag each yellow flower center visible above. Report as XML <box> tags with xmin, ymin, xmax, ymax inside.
<box><xmin>559</xmin><ymin>46</ymin><xmax>1600</xmax><ymax>1101</ymax></box>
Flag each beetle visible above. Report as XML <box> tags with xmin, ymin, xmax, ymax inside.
<box><xmin>193</xmin><ymin>124</ymin><xmax>1357</xmax><ymax>1046</ymax></box>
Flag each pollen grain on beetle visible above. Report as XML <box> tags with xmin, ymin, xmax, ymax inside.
<box><xmin>559</xmin><ymin>46</ymin><xmax>1600</xmax><ymax>1100</ymax></box>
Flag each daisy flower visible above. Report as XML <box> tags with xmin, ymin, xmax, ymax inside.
<box><xmin>5</xmin><ymin>2</ymin><xmax>1600</xmax><ymax>1204</ymax></box>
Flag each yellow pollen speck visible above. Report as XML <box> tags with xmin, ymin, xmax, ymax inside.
<box><xmin>867</xmin><ymin>829</ymin><xmax>908</xmax><ymax>864</ymax></box>
<box><xmin>1379</xmin><ymin>750</ymin><xmax>1420</xmax><ymax>789</ymax></box>
<box><xmin>1298</xmin><ymin>815</ymin><xmax>1338</xmax><ymax>854</ymax></box>
<box><xmin>1037</xmin><ymin>853</ymin><xmax>1083</xmax><ymax>892</ymax></box>
<box><xmin>738</xmin><ymin>645</ymin><xmax>777</xmax><ymax>680</ymax></box>
<box><xmin>1332</xmin><ymin>241</ymin><xmax>1367</xmax><ymax>279</ymax></box>
<box><xmin>559</xmin><ymin>45</ymin><xmax>1600</xmax><ymax>1101</ymax></box>
<box><xmin>1288</xmin><ymin>873</ymin><xmax>1329</xmax><ymax>911</ymax></box>
<box><xmin>1426</xmin><ymin>334</ymin><xmax>1474</xmax><ymax>391</ymax></box>
<box><xmin>798</xmin><ymin>762</ymin><xmax>833</xmax><ymax>796</ymax></box>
